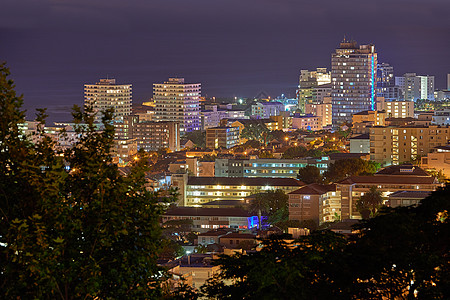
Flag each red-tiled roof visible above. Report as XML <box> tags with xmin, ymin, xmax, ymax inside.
<box><xmin>187</xmin><ymin>177</ymin><xmax>305</xmax><ymax>187</ymax></box>
<box><xmin>338</xmin><ymin>175</ymin><xmax>438</xmax><ymax>185</ymax></box>
<box><xmin>376</xmin><ymin>164</ymin><xmax>430</xmax><ymax>176</ymax></box>
<box><xmin>388</xmin><ymin>190</ymin><xmax>432</xmax><ymax>199</ymax></box>
<box><xmin>220</xmin><ymin>233</ymin><xmax>256</xmax><ymax>239</ymax></box>
<box><xmin>198</xmin><ymin>230</ymin><xmax>229</xmax><ymax>237</ymax></box>
<box><xmin>289</xmin><ymin>184</ymin><xmax>336</xmax><ymax>195</ymax></box>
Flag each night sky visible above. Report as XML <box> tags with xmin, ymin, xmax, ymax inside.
<box><xmin>1</xmin><ymin>0</ymin><xmax>449</xmax><ymax>123</ymax></box>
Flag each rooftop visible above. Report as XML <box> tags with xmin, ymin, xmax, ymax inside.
<box><xmin>289</xmin><ymin>184</ymin><xmax>336</xmax><ymax>195</ymax></box>
<box><xmin>338</xmin><ymin>175</ymin><xmax>438</xmax><ymax>185</ymax></box>
<box><xmin>187</xmin><ymin>177</ymin><xmax>305</xmax><ymax>187</ymax></box>
<box><xmin>165</xmin><ymin>207</ymin><xmax>250</xmax><ymax>217</ymax></box>
<box><xmin>198</xmin><ymin>230</ymin><xmax>230</xmax><ymax>237</ymax></box>
<box><xmin>220</xmin><ymin>233</ymin><xmax>256</xmax><ymax>239</ymax></box>
<box><xmin>349</xmin><ymin>133</ymin><xmax>370</xmax><ymax>140</ymax></box>
<box><xmin>375</xmin><ymin>164</ymin><xmax>430</xmax><ymax>176</ymax></box>
<box><xmin>388</xmin><ymin>190</ymin><xmax>432</xmax><ymax>199</ymax></box>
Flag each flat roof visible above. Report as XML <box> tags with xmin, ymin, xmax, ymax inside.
<box><xmin>165</xmin><ymin>207</ymin><xmax>250</xmax><ymax>217</ymax></box>
<box><xmin>187</xmin><ymin>177</ymin><xmax>305</xmax><ymax>187</ymax></box>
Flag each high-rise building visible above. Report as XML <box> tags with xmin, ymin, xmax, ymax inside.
<box><xmin>418</xmin><ymin>75</ymin><xmax>435</xmax><ymax>100</ymax></box>
<box><xmin>395</xmin><ymin>73</ymin><xmax>434</xmax><ymax>101</ymax></box>
<box><xmin>84</xmin><ymin>79</ymin><xmax>132</xmax><ymax>123</ymax></box>
<box><xmin>153</xmin><ymin>78</ymin><xmax>201</xmax><ymax>134</ymax></box>
<box><xmin>297</xmin><ymin>68</ymin><xmax>331</xmax><ymax>113</ymax></box>
<box><xmin>377</xmin><ymin>63</ymin><xmax>394</xmax><ymax>87</ymax></box>
<box><xmin>331</xmin><ymin>40</ymin><xmax>377</xmax><ymax>126</ymax></box>
<box><xmin>376</xmin><ymin>63</ymin><xmax>403</xmax><ymax>100</ymax></box>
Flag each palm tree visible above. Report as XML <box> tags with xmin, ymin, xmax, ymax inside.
<box><xmin>356</xmin><ymin>186</ymin><xmax>383</xmax><ymax>218</ymax></box>
<box><xmin>249</xmin><ymin>193</ymin><xmax>269</xmax><ymax>229</ymax></box>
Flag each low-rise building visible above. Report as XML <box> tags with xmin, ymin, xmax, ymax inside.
<box><xmin>305</xmin><ymin>96</ymin><xmax>332</xmax><ymax>128</ymax></box>
<box><xmin>291</xmin><ymin>114</ymin><xmax>322</xmax><ymax>131</ymax></box>
<box><xmin>352</xmin><ymin>110</ymin><xmax>386</xmax><ymax>126</ymax></box>
<box><xmin>205</xmin><ymin>127</ymin><xmax>240</xmax><ymax>149</ymax></box>
<box><xmin>112</xmin><ymin>138</ymin><xmax>138</xmax><ymax>164</ymax></box>
<box><xmin>384</xmin><ymin>100</ymin><xmax>414</xmax><ymax>118</ymax></box>
<box><xmin>215</xmin><ymin>157</ymin><xmax>331</xmax><ymax>178</ymax></box>
<box><xmin>337</xmin><ymin>165</ymin><xmax>442</xmax><ymax>219</ymax></box>
<box><xmin>388</xmin><ymin>190</ymin><xmax>432</xmax><ymax>208</ymax></box>
<box><xmin>288</xmin><ymin>184</ymin><xmax>338</xmax><ymax>225</ymax></box>
<box><xmin>181</xmin><ymin>177</ymin><xmax>304</xmax><ymax>206</ymax></box>
<box><xmin>349</xmin><ymin>133</ymin><xmax>370</xmax><ymax>154</ymax></box>
<box><xmin>219</xmin><ymin>232</ymin><xmax>256</xmax><ymax>249</ymax></box>
<box><xmin>432</xmin><ymin>109</ymin><xmax>450</xmax><ymax>126</ymax></box>
<box><xmin>251</xmin><ymin>102</ymin><xmax>284</xmax><ymax>118</ymax></box>
<box><xmin>164</xmin><ymin>254</ymin><xmax>220</xmax><ymax>289</ymax></box>
<box><xmin>420</xmin><ymin>145</ymin><xmax>450</xmax><ymax>178</ymax></box>
<box><xmin>162</xmin><ymin>207</ymin><xmax>251</xmax><ymax>233</ymax></box>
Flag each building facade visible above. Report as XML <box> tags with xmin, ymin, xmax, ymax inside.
<box><xmin>215</xmin><ymin>157</ymin><xmax>331</xmax><ymax>178</ymax></box>
<box><xmin>179</xmin><ymin>177</ymin><xmax>304</xmax><ymax>207</ymax></box>
<box><xmin>349</xmin><ymin>133</ymin><xmax>370</xmax><ymax>154</ymax></box>
<box><xmin>162</xmin><ymin>207</ymin><xmax>251</xmax><ymax>232</ymax></box>
<box><xmin>251</xmin><ymin>102</ymin><xmax>284</xmax><ymax>119</ymax></box>
<box><xmin>115</xmin><ymin>115</ymin><xmax>180</xmax><ymax>152</ymax></box>
<box><xmin>331</xmin><ymin>40</ymin><xmax>377</xmax><ymax>125</ymax></box>
<box><xmin>385</xmin><ymin>100</ymin><xmax>414</xmax><ymax>118</ymax></box>
<box><xmin>288</xmin><ymin>184</ymin><xmax>338</xmax><ymax>225</ymax></box>
<box><xmin>369</xmin><ymin>125</ymin><xmax>450</xmax><ymax>165</ymax></box>
<box><xmin>337</xmin><ymin>173</ymin><xmax>441</xmax><ymax>219</ymax></box>
<box><xmin>291</xmin><ymin>115</ymin><xmax>322</xmax><ymax>131</ymax></box>
<box><xmin>84</xmin><ymin>79</ymin><xmax>132</xmax><ymax>123</ymax></box>
<box><xmin>297</xmin><ymin>68</ymin><xmax>331</xmax><ymax>114</ymax></box>
<box><xmin>395</xmin><ymin>73</ymin><xmax>434</xmax><ymax>101</ymax></box>
<box><xmin>205</xmin><ymin>127</ymin><xmax>240</xmax><ymax>149</ymax></box>
<box><xmin>153</xmin><ymin>78</ymin><xmax>201</xmax><ymax>134</ymax></box>
<box><xmin>305</xmin><ymin>96</ymin><xmax>332</xmax><ymax>127</ymax></box>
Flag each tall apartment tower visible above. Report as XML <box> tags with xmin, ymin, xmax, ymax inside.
<box><xmin>331</xmin><ymin>40</ymin><xmax>377</xmax><ymax>126</ymax></box>
<box><xmin>84</xmin><ymin>79</ymin><xmax>132</xmax><ymax>123</ymax></box>
<box><xmin>418</xmin><ymin>75</ymin><xmax>435</xmax><ymax>100</ymax></box>
<box><xmin>153</xmin><ymin>78</ymin><xmax>201</xmax><ymax>134</ymax></box>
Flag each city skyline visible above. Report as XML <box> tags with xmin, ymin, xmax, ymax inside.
<box><xmin>1</xmin><ymin>0</ymin><xmax>449</xmax><ymax>123</ymax></box>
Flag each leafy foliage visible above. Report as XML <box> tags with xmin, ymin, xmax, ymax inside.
<box><xmin>349</xmin><ymin>186</ymin><xmax>450</xmax><ymax>299</ymax></box>
<box><xmin>0</xmin><ymin>64</ymin><xmax>173</xmax><ymax>299</ymax></box>
<box><xmin>282</xmin><ymin>145</ymin><xmax>307</xmax><ymax>159</ymax></box>
<box><xmin>202</xmin><ymin>185</ymin><xmax>450</xmax><ymax>299</ymax></box>
<box><xmin>355</xmin><ymin>186</ymin><xmax>383</xmax><ymax>218</ymax></box>
<box><xmin>324</xmin><ymin>158</ymin><xmax>380</xmax><ymax>183</ymax></box>
<box><xmin>249</xmin><ymin>189</ymin><xmax>289</xmax><ymax>230</ymax></box>
<box><xmin>241</xmin><ymin>121</ymin><xmax>271</xmax><ymax>145</ymax></box>
<box><xmin>297</xmin><ymin>165</ymin><xmax>323</xmax><ymax>184</ymax></box>
<box><xmin>201</xmin><ymin>232</ymin><xmax>350</xmax><ymax>299</ymax></box>
<box><xmin>184</xmin><ymin>130</ymin><xmax>206</xmax><ymax>148</ymax></box>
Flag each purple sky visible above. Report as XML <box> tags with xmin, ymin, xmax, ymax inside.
<box><xmin>1</xmin><ymin>0</ymin><xmax>449</xmax><ymax>122</ymax></box>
